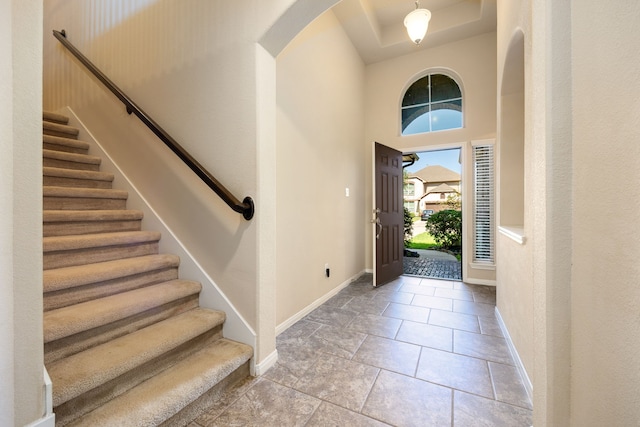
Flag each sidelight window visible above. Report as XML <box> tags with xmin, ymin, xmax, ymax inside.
<box><xmin>472</xmin><ymin>144</ymin><xmax>495</xmax><ymax>263</ymax></box>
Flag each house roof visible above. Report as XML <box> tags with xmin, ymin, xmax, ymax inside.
<box><xmin>429</xmin><ymin>183</ymin><xmax>458</xmax><ymax>194</ymax></box>
<box><xmin>410</xmin><ymin>165</ymin><xmax>460</xmax><ymax>183</ymax></box>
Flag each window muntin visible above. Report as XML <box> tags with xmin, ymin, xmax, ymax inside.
<box><xmin>404</xmin><ymin>201</ymin><xmax>417</xmax><ymax>212</ymax></box>
<box><xmin>401</xmin><ymin>74</ymin><xmax>462</xmax><ymax>135</ymax></box>
<box><xmin>404</xmin><ymin>182</ymin><xmax>415</xmax><ymax>197</ymax></box>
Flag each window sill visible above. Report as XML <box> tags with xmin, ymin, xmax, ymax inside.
<box><xmin>469</xmin><ymin>261</ymin><xmax>496</xmax><ymax>271</ymax></box>
<box><xmin>498</xmin><ymin>226</ymin><xmax>526</xmax><ymax>245</ymax></box>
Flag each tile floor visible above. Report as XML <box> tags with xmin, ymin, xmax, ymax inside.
<box><xmin>190</xmin><ymin>274</ymin><xmax>532</xmax><ymax>427</ymax></box>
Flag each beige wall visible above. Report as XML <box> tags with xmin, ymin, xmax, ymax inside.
<box><xmin>570</xmin><ymin>1</ymin><xmax>640</xmax><ymax>424</ymax></box>
<box><xmin>495</xmin><ymin>0</ymin><xmax>536</xmax><ymax>398</ymax></box>
<box><xmin>365</xmin><ymin>32</ymin><xmax>497</xmax><ymax>284</ymax></box>
<box><xmin>1</xmin><ymin>0</ymin><xmax>44</xmax><ymax>425</ymax></box>
<box><xmin>498</xmin><ymin>0</ymin><xmax>640</xmax><ymax>425</ymax></box>
<box><xmin>365</xmin><ymin>32</ymin><xmax>497</xmax><ymax>150</ymax></box>
<box><xmin>0</xmin><ymin>1</ymin><xmax>15</xmax><ymax>421</ymax></box>
<box><xmin>275</xmin><ymin>10</ymin><xmax>366</xmax><ymax>326</ymax></box>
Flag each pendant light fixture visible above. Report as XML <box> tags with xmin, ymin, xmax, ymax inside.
<box><xmin>404</xmin><ymin>1</ymin><xmax>431</xmax><ymax>45</ymax></box>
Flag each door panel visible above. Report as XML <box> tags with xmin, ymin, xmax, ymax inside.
<box><xmin>374</xmin><ymin>142</ymin><xmax>404</xmax><ymax>286</ymax></box>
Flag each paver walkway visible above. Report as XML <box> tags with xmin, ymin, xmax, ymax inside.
<box><xmin>403</xmin><ymin>249</ymin><xmax>461</xmax><ymax>280</ymax></box>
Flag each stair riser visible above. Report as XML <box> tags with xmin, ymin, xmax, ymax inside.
<box><xmin>43</xmin><ymin>141</ymin><xmax>88</xmax><ymax>155</ymax></box>
<box><xmin>44</xmin><ymin>175</ymin><xmax>113</xmax><ymax>189</ymax></box>
<box><xmin>44</xmin><ymin>219</ymin><xmax>142</xmax><ymax>237</ymax></box>
<box><xmin>44</xmin><ymin>197</ymin><xmax>127</xmax><ymax>210</ymax></box>
<box><xmin>44</xmin><ymin>267</ymin><xmax>179</xmax><ymax>311</ymax></box>
<box><xmin>160</xmin><ymin>361</ymin><xmax>250</xmax><ymax>427</ymax></box>
<box><xmin>44</xmin><ymin>241</ymin><xmax>160</xmax><ymax>270</ymax></box>
<box><xmin>44</xmin><ymin>129</ymin><xmax>79</xmax><ymax>139</ymax></box>
<box><xmin>53</xmin><ymin>326</ymin><xmax>224</xmax><ymax>426</ymax></box>
<box><xmin>44</xmin><ymin>158</ymin><xmax>100</xmax><ymax>172</ymax></box>
<box><xmin>45</xmin><ymin>295</ymin><xmax>200</xmax><ymax>364</ymax></box>
<box><xmin>43</xmin><ymin>113</ymin><xmax>69</xmax><ymax>125</ymax></box>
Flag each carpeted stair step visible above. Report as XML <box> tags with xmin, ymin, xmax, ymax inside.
<box><xmin>43</xmin><ymin>134</ymin><xmax>90</xmax><ymax>154</ymax></box>
<box><xmin>43</xmin><ymin>254</ymin><xmax>180</xmax><ymax>311</ymax></box>
<box><xmin>44</xmin><ymin>186</ymin><xmax>128</xmax><ymax>210</ymax></box>
<box><xmin>44</xmin><ymin>111</ymin><xmax>70</xmax><ymax>125</ymax></box>
<box><xmin>43</xmin><ymin>148</ymin><xmax>101</xmax><ymax>171</ymax></box>
<box><xmin>40</xmin><ymin>112</ymin><xmax>254</xmax><ymax>426</ymax></box>
<box><xmin>43</xmin><ymin>166</ymin><xmax>114</xmax><ymax>189</ymax></box>
<box><xmin>63</xmin><ymin>337</ymin><xmax>252</xmax><ymax>427</ymax></box>
<box><xmin>48</xmin><ymin>307</ymin><xmax>228</xmax><ymax>425</ymax></box>
<box><xmin>43</xmin><ymin>209</ymin><xmax>144</xmax><ymax>237</ymax></box>
<box><xmin>44</xmin><ymin>280</ymin><xmax>203</xmax><ymax>364</ymax></box>
<box><xmin>43</xmin><ymin>230</ymin><xmax>161</xmax><ymax>270</ymax></box>
<box><xmin>43</xmin><ymin>120</ymin><xmax>80</xmax><ymax>139</ymax></box>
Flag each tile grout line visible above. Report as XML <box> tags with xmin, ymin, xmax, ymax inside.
<box><xmin>220</xmin><ymin>275</ymin><xmax>529</xmax><ymax>426</ymax></box>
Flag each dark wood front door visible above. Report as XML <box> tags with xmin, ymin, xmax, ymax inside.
<box><xmin>374</xmin><ymin>142</ymin><xmax>404</xmax><ymax>286</ymax></box>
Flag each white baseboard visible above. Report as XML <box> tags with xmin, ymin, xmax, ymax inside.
<box><xmin>252</xmin><ymin>349</ymin><xmax>278</xmax><ymax>376</ymax></box>
<box><xmin>25</xmin><ymin>414</ymin><xmax>55</xmax><ymax>427</ymax></box>
<box><xmin>495</xmin><ymin>307</ymin><xmax>533</xmax><ymax>402</ymax></box>
<box><xmin>25</xmin><ymin>367</ymin><xmax>56</xmax><ymax>426</ymax></box>
<box><xmin>464</xmin><ymin>277</ymin><xmax>496</xmax><ymax>287</ymax></box>
<box><xmin>275</xmin><ymin>269</ymin><xmax>369</xmax><ymax>336</ymax></box>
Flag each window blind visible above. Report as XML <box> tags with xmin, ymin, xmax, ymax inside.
<box><xmin>473</xmin><ymin>145</ymin><xmax>495</xmax><ymax>263</ymax></box>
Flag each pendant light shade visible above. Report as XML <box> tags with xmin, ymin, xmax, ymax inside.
<box><xmin>404</xmin><ymin>2</ymin><xmax>431</xmax><ymax>45</ymax></box>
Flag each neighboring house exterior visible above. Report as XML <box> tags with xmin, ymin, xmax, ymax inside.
<box><xmin>3</xmin><ymin>1</ymin><xmax>640</xmax><ymax>426</ymax></box>
<box><xmin>404</xmin><ymin>165</ymin><xmax>461</xmax><ymax>214</ymax></box>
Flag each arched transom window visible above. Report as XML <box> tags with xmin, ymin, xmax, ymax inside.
<box><xmin>401</xmin><ymin>73</ymin><xmax>463</xmax><ymax>135</ymax></box>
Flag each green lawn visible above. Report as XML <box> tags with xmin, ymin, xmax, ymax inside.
<box><xmin>407</xmin><ymin>232</ymin><xmax>438</xmax><ymax>249</ymax></box>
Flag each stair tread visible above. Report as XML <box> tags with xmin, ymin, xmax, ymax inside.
<box><xmin>44</xmin><ymin>279</ymin><xmax>203</xmax><ymax>344</ymax></box>
<box><xmin>43</xmin><ymin>186</ymin><xmax>128</xmax><ymax>199</ymax></box>
<box><xmin>48</xmin><ymin>307</ymin><xmax>225</xmax><ymax>406</ymax></box>
<box><xmin>43</xmin><ymin>148</ymin><xmax>101</xmax><ymax>165</ymax></box>
<box><xmin>44</xmin><ymin>210</ymin><xmax>144</xmax><ymax>222</ymax></box>
<box><xmin>43</xmin><ymin>111</ymin><xmax>69</xmax><ymax>124</ymax></box>
<box><xmin>43</xmin><ymin>120</ymin><xmax>79</xmax><ymax>137</ymax></box>
<box><xmin>43</xmin><ymin>134</ymin><xmax>89</xmax><ymax>150</ymax></box>
<box><xmin>43</xmin><ymin>166</ymin><xmax>114</xmax><ymax>182</ymax></box>
<box><xmin>41</xmin><ymin>114</ymin><xmax>252</xmax><ymax>425</ymax></box>
<box><xmin>43</xmin><ymin>230</ymin><xmax>161</xmax><ymax>252</ymax></box>
<box><xmin>65</xmin><ymin>337</ymin><xmax>252</xmax><ymax>427</ymax></box>
<box><xmin>44</xmin><ymin>254</ymin><xmax>180</xmax><ymax>293</ymax></box>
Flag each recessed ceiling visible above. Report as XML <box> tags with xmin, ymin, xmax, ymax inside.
<box><xmin>332</xmin><ymin>0</ymin><xmax>496</xmax><ymax>64</ymax></box>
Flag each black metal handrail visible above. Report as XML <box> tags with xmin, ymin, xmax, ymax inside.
<box><xmin>53</xmin><ymin>29</ymin><xmax>255</xmax><ymax>220</ymax></box>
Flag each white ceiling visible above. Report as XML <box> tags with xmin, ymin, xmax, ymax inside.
<box><xmin>331</xmin><ymin>0</ymin><xmax>497</xmax><ymax>64</ymax></box>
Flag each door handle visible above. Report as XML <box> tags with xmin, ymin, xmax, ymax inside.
<box><xmin>371</xmin><ymin>208</ymin><xmax>382</xmax><ymax>239</ymax></box>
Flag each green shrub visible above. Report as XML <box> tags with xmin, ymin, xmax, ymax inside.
<box><xmin>425</xmin><ymin>209</ymin><xmax>462</xmax><ymax>249</ymax></box>
<box><xmin>403</xmin><ymin>207</ymin><xmax>413</xmax><ymax>247</ymax></box>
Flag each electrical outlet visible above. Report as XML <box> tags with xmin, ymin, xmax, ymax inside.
<box><xmin>325</xmin><ymin>263</ymin><xmax>330</xmax><ymax>277</ymax></box>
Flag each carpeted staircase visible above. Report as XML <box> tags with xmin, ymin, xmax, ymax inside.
<box><xmin>42</xmin><ymin>111</ymin><xmax>253</xmax><ymax>426</ymax></box>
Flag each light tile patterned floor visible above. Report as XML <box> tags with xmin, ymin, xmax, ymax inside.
<box><xmin>191</xmin><ymin>274</ymin><xmax>532</xmax><ymax>427</ymax></box>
